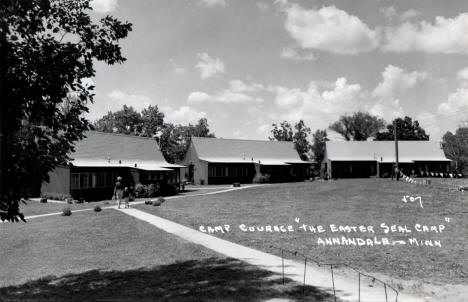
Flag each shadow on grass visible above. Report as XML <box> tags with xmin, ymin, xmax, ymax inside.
<box><xmin>0</xmin><ymin>257</ymin><xmax>337</xmax><ymax>301</ymax></box>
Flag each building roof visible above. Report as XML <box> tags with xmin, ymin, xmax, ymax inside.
<box><xmin>326</xmin><ymin>140</ymin><xmax>451</xmax><ymax>163</ymax></box>
<box><xmin>191</xmin><ymin>137</ymin><xmax>310</xmax><ymax>165</ymax></box>
<box><xmin>70</xmin><ymin>131</ymin><xmax>183</xmax><ymax>170</ymax></box>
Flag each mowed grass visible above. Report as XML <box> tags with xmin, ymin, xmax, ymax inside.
<box><xmin>0</xmin><ymin>206</ymin><xmax>334</xmax><ymax>301</ymax></box>
<box><xmin>135</xmin><ymin>179</ymin><xmax>468</xmax><ymax>287</ymax></box>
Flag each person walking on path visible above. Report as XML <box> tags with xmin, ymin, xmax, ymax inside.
<box><xmin>114</xmin><ymin>176</ymin><xmax>124</xmax><ymax>209</ymax></box>
<box><xmin>123</xmin><ymin>186</ymin><xmax>130</xmax><ymax>208</ymax></box>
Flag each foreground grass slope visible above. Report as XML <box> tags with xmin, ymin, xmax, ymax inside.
<box><xmin>136</xmin><ymin>179</ymin><xmax>468</xmax><ymax>287</ymax></box>
<box><xmin>0</xmin><ymin>209</ymin><xmax>334</xmax><ymax>301</ymax></box>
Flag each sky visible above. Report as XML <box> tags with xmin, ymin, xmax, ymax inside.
<box><xmin>87</xmin><ymin>0</ymin><xmax>468</xmax><ymax>141</ymax></box>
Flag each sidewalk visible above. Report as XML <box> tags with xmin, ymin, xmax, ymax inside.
<box><xmin>116</xmin><ymin>207</ymin><xmax>424</xmax><ymax>302</ymax></box>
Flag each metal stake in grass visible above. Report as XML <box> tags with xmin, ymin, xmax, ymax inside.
<box><xmin>303</xmin><ymin>258</ymin><xmax>307</xmax><ymax>295</ymax></box>
<box><xmin>281</xmin><ymin>249</ymin><xmax>284</xmax><ymax>285</ymax></box>
<box><xmin>384</xmin><ymin>283</ymin><xmax>388</xmax><ymax>302</ymax></box>
<box><xmin>331</xmin><ymin>264</ymin><xmax>336</xmax><ymax>302</ymax></box>
<box><xmin>358</xmin><ymin>272</ymin><xmax>360</xmax><ymax>302</ymax></box>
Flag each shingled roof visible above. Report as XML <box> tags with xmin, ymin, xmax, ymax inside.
<box><xmin>69</xmin><ymin>131</ymin><xmax>183</xmax><ymax>170</ymax></box>
<box><xmin>191</xmin><ymin>137</ymin><xmax>310</xmax><ymax>165</ymax></box>
<box><xmin>326</xmin><ymin>141</ymin><xmax>450</xmax><ymax>163</ymax></box>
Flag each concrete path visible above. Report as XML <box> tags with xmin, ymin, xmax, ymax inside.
<box><xmin>14</xmin><ymin>185</ymin><xmax>264</xmax><ymax>221</ymax></box>
<box><xmin>116</xmin><ymin>207</ymin><xmax>424</xmax><ymax>302</ymax></box>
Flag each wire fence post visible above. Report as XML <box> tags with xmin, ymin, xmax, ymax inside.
<box><xmin>303</xmin><ymin>258</ymin><xmax>307</xmax><ymax>295</ymax></box>
<box><xmin>331</xmin><ymin>264</ymin><xmax>336</xmax><ymax>302</ymax></box>
<box><xmin>384</xmin><ymin>283</ymin><xmax>388</xmax><ymax>302</ymax></box>
<box><xmin>358</xmin><ymin>272</ymin><xmax>360</xmax><ymax>302</ymax></box>
<box><xmin>281</xmin><ymin>249</ymin><xmax>284</xmax><ymax>285</ymax></box>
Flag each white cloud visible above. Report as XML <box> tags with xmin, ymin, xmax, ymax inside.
<box><xmin>199</xmin><ymin>0</ymin><xmax>226</xmax><ymax>8</ymax></box>
<box><xmin>438</xmin><ymin>67</ymin><xmax>468</xmax><ymax>116</ymax></box>
<box><xmin>91</xmin><ymin>0</ymin><xmax>118</xmax><ymax>13</ymax></box>
<box><xmin>380</xmin><ymin>6</ymin><xmax>397</xmax><ymax>21</ymax></box>
<box><xmin>280</xmin><ymin>47</ymin><xmax>315</xmax><ymax>61</ymax></box>
<box><xmin>372</xmin><ymin>65</ymin><xmax>427</xmax><ymax>99</ymax></box>
<box><xmin>438</xmin><ymin>88</ymin><xmax>468</xmax><ymax>115</ymax></box>
<box><xmin>380</xmin><ymin>6</ymin><xmax>421</xmax><ymax>22</ymax></box>
<box><xmin>284</xmin><ymin>5</ymin><xmax>380</xmax><ymax>54</ymax></box>
<box><xmin>272</xmin><ymin>78</ymin><xmax>367</xmax><ymax>125</ymax></box>
<box><xmin>457</xmin><ymin>67</ymin><xmax>468</xmax><ymax>86</ymax></box>
<box><xmin>196</xmin><ymin>52</ymin><xmax>225</xmax><ymax>79</ymax></box>
<box><xmin>416</xmin><ymin>111</ymin><xmax>442</xmax><ymax>139</ymax></box>
<box><xmin>107</xmin><ymin>90</ymin><xmax>152</xmax><ymax>111</ymax></box>
<box><xmin>400</xmin><ymin>9</ymin><xmax>422</xmax><ymax>22</ymax></box>
<box><xmin>257</xmin><ymin>2</ymin><xmax>269</xmax><ymax>13</ymax></box>
<box><xmin>163</xmin><ymin>106</ymin><xmax>207</xmax><ymax>124</ymax></box>
<box><xmin>370</xmin><ymin>65</ymin><xmax>426</xmax><ymax>120</ymax></box>
<box><xmin>187</xmin><ymin>80</ymin><xmax>264</xmax><ymax>104</ymax></box>
<box><xmin>383</xmin><ymin>13</ymin><xmax>468</xmax><ymax>54</ymax></box>
<box><xmin>173</xmin><ymin>67</ymin><xmax>188</xmax><ymax>75</ymax></box>
<box><xmin>187</xmin><ymin>91</ymin><xmax>213</xmax><ymax>103</ymax></box>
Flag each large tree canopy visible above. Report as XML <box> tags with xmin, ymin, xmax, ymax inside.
<box><xmin>311</xmin><ymin>129</ymin><xmax>328</xmax><ymax>164</ymax></box>
<box><xmin>1</xmin><ymin>0</ymin><xmax>132</xmax><ymax>221</ymax></box>
<box><xmin>93</xmin><ymin>106</ymin><xmax>215</xmax><ymax>164</ymax></box>
<box><xmin>329</xmin><ymin>112</ymin><xmax>385</xmax><ymax>141</ymax></box>
<box><xmin>375</xmin><ymin>116</ymin><xmax>429</xmax><ymax>141</ymax></box>
<box><xmin>442</xmin><ymin>127</ymin><xmax>468</xmax><ymax>173</ymax></box>
<box><xmin>270</xmin><ymin>120</ymin><xmax>311</xmax><ymax>161</ymax></box>
<box><xmin>158</xmin><ymin>118</ymin><xmax>215</xmax><ymax>163</ymax></box>
<box><xmin>269</xmin><ymin>121</ymin><xmax>293</xmax><ymax>141</ymax></box>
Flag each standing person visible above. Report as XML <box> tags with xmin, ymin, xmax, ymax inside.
<box><xmin>123</xmin><ymin>186</ymin><xmax>130</xmax><ymax>208</ymax></box>
<box><xmin>114</xmin><ymin>176</ymin><xmax>124</xmax><ymax>209</ymax></box>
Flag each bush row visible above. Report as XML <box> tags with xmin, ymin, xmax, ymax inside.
<box><xmin>134</xmin><ymin>183</ymin><xmax>178</xmax><ymax>198</ymax></box>
<box><xmin>41</xmin><ymin>192</ymin><xmax>72</xmax><ymax>201</ymax></box>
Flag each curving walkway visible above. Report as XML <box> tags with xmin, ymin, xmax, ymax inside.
<box><xmin>116</xmin><ymin>207</ymin><xmax>424</xmax><ymax>302</ymax></box>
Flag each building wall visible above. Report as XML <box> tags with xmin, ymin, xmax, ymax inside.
<box><xmin>182</xmin><ymin>142</ymin><xmax>209</xmax><ymax>185</ymax></box>
<box><xmin>330</xmin><ymin>161</ymin><xmax>377</xmax><ymax>178</ymax></box>
<box><xmin>208</xmin><ymin>163</ymin><xmax>256</xmax><ymax>184</ymax></box>
<box><xmin>41</xmin><ymin>166</ymin><xmax>70</xmax><ymax>195</ymax></box>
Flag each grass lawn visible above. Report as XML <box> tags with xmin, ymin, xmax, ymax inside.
<box><xmin>18</xmin><ymin>186</ymin><xmax>232</xmax><ymax>218</ymax></box>
<box><xmin>134</xmin><ymin>179</ymin><xmax>468</xmax><ymax>294</ymax></box>
<box><xmin>0</xmin><ymin>207</ymin><xmax>333</xmax><ymax>301</ymax></box>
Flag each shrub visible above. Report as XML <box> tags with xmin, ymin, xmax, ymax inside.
<box><xmin>62</xmin><ymin>207</ymin><xmax>72</xmax><ymax>216</ymax></box>
<box><xmin>134</xmin><ymin>183</ymin><xmax>146</xmax><ymax>198</ymax></box>
<box><xmin>147</xmin><ymin>183</ymin><xmax>160</xmax><ymax>197</ymax></box>
<box><xmin>41</xmin><ymin>192</ymin><xmax>72</xmax><ymax>201</ymax></box>
<box><xmin>252</xmin><ymin>173</ymin><xmax>270</xmax><ymax>184</ymax></box>
<box><xmin>40</xmin><ymin>198</ymin><xmax>47</xmax><ymax>203</ymax></box>
<box><xmin>94</xmin><ymin>205</ymin><xmax>102</xmax><ymax>212</ymax></box>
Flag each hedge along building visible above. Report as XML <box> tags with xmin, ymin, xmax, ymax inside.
<box><xmin>182</xmin><ymin>137</ymin><xmax>312</xmax><ymax>185</ymax></box>
<box><xmin>41</xmin><ymin>131</ymin><xmax>185</xmax><ymax>200</ymax></box>
<box><xmin>323</xmin><ymin>141</ymin><xmax>451</xmax><ymax>178</ymax></box>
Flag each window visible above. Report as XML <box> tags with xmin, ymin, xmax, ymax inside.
<box><xmin>71</xmin><ymin>173</ymin><xmax>79</xmax><ymax>189</ymax></box>
<box><xmin>71</xmin><ymin>172</ymin><xmax>114</xmax><ymax>189</ymax></box>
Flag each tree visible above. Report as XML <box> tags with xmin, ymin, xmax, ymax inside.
<box><xmin>441</xmin><ymin>127</ymin><xmax>468</xmax><ymax>173</ymax></box>
<box><xmin>94</xmin><ymin>105</ymin><xmax>143</xmax><ymax>135</ymax></box>
<box><xmin>189</xmin><ymin>118</ymin><xmax>215</xmax><ymax>138</ymax></box>
<box><xmin>1</xmin><ymin>0</ymin><xmax>132</xmax><ymax>221</ymax></box>
<box><xmin>375</xmin><ymin>116</ymin><xmax>429</xmax><ymax>140</ymax></box>
<box><xmin>329</xmin><ymin>112</ymin><xmax>385</xmax><ymax>141</ymax></box>
<box><xmin>269</xmin><ymin>121</ymin><xmax>293</xmax><ymax>141</ymax></box>
<box><xmin>159</xmin><ymin>118</ymin><xmax>215</xmax><ymax>163</ymax></box>
<box><xmin>311</xmin><ymin>129</ymin><xmax>328</xmax><ymax>164</ymax></box>
<box><xmin>293</xmin><ymin>120</ymin><xmax>311</xmax><ymax>161</ymax></box>
<box><xmin>141</xmin><ymin>105</ymin><xmax>165</xmax><ymax>137</ymax></box>
<box><xmin>270</xmin><ymin>120</ymin><xmax>311</xmax><ymax>160</ymax></box>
